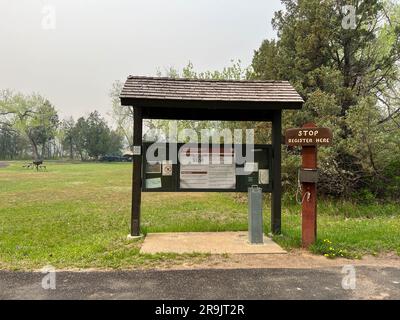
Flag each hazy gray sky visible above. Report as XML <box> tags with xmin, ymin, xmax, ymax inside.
<box><xmin>0</xmin><ymin>0</ymin><xmax>283</xmax><ymax>121</ymax></box>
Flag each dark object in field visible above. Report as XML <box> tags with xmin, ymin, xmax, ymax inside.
<box><xmin>23</xmin><ymin>160</ymin><xmax>47</xmax><ymax>171</ymax></box>
<box><xmin>99</xmin><ymin>155</ymin><xmax>128</xmax><ymax>162</ymax></box>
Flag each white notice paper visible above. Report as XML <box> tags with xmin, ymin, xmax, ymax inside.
<box><xmin>146</xmin><ymin>178</ymin><xmax>162</xmax><ymax>189</ymax></box>
<box><xmin>244</xmin><ymin>162</ymin><xmax>258</xmax><ymax>173</ymax></box>
<box><xmin>179</xmin><ymin>146</ymin><xmax>236</xmax><ymax>189</ymax></box>
<box><xmin>259</xmin><ymin>169</ymin><xmax>269</xmax><ymax>185</ymax></box>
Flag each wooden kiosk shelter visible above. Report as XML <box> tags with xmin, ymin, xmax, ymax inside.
<box><xmin>120</xmin><ymin>76</ymin><xmax>303</xmax><ymax>237</ymax></box>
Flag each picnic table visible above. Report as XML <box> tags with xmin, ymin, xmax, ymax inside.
<box><xmin>23</xmin><ymin>160</ymin><xmax>47</xmax><ymax>171</ymax></box>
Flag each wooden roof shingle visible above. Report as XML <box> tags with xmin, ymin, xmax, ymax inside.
<box><xmin>120</xmin><ymin>76</ymin><xmax>303</xmax><ymax>105</ymax></box>
<box><xmin>120</xmin><ymin>76</ymin><xmax>303</xmax><ymax>120</ymax></box>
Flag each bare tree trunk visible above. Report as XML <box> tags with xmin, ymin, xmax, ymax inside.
<box><xmin>41</xmin><ymin>143</ymin><xmax>46</xmax><ymax>160</ymax></box>
<box><xmin>29</xmin><ymin>137</ymin><xmax>39</xmax><ymax>161</ymax></box>
<box><xmin>78</xmin><ymin>150</ymin><xmax>84</xmax><ymax>161</ymax></box>
<box><xmin>69</xmin><ymin>138</ymin><xmax>73</xmax><ymax>160</ymax></box>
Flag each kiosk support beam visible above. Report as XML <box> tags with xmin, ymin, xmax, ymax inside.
<box><xmin>271</xmin><ymin>110</ymin><xmax>282</xmax><ymax>234</ymax></box>
<box><xmin>131</xmin><ymin>106</ymin><xmax>143</xmax><ymax>236</ymax></box>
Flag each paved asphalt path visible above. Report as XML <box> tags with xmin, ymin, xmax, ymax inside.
<box><xmin>1</xmin><ymin>267</ymin><xmax>399</xmax><ymax>299</ymax></box>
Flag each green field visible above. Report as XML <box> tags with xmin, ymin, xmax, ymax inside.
<box><xmin>0</xmin><ymin>161</ymin><xmax>399</xmax><ymax>270</ymax></box>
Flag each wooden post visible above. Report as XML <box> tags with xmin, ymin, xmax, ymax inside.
<box><xmin>301</xmin><ymin>123</ymin><xmax>317</xmax><ymax>247</ymax></box>
<box><xmin>271</xmin><ymin>110</ymin><xmax>282</xmax><ymax>234</ymax></box>
<box><xmin>131</xmin><ymin>107</ymin><xmax>143</xmax><ymax>236</ymax></box>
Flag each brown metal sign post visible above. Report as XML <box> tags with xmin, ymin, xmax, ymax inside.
<box><xmin>285</xmin><ymin>123</ymin><xmax>332</xmax><ymax>248</ymax></box>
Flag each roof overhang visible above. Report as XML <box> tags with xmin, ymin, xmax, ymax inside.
<box><xmin>120</xmin><ymin>76</ymin><xmax>303</xmax><ymax>121</ymax></box>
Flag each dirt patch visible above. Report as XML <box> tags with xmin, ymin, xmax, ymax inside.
<box><xmin>42</xmin><ymin>251</ymin><xmax>400</xmax><ymax>273</ymax></box>
<box><xmin>153</xmin><ymin>250</ymin><xmax>400</xmax><ymax>271</ymax></box>
<box><xmin>0</xmin><ymin>162</ymin><xmax>9</xmax><ymax>168</ymax></box>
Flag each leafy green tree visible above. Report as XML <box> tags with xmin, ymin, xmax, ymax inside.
<box><xmin>60</xmin><ymin>117</ymin><xmax>75</xmax><ymax>160</ymax></box>
<box><xmin>30</xmin><ymin>100</ymin><xmax>59</xmax><ymax>159</ymax></box>
<box><xmin>72</xmin><ymin>117</ymin><xmax>89</xmax><ymax>160</ymax></box>
<box><xmin>180</xmin><ymin>60</ymin><xmax>251</xmax><ymax>80</ymax></box>
<box><xmin>151</xmin><ymin>60</ymin><xmax>254</xmax><ymax>140</ymax></box>
<box><xmin>74</xmin><ymin>111</ymin><xmax>123</xmax><ymax>160</ymax></box>
<box><xmin>84</xmin><ymin>111</ymin><xmax>111</xmax><ymax>159</ymax></box>
<box><xmin>0</xmin><ymin>122</ymin><xmax>30</xmax><ymax>159</ymax></box>
<box><xmin>0</xmin><ymin>91</ymin><xmax>59</xmax><ymax>160</ymax></box>
<box><xmin>250</xmin><ymin>40</ymin><xmax>281</xmax><ymax>80</ymax></box>
<box><xmin>251</xmin><ymin>0</ymin><xmax>400</xmax><ymax>196</ymax></box>
<box><xmin>108</xmin><ymin>130</ymin><xmax>124</xmax><ymax>155</ymax></box>
<box><xmin>110</xmin><ymin>80</ymin><xmax>134</xmax><ymax>149</ymax></box>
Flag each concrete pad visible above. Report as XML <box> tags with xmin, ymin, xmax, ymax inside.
<box><xmin>127</xmin><ymin>234</ymin><xmax>144</xmax><ymax>241</ymax></box>
<box><xmin>140</xmin><ymin>231</ymin><xmax>286</xmax><ymax>254</ymax></box>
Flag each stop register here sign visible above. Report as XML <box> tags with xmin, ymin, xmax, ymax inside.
<box><xmin>285</xmin><ymin>127</ymin><xmax>333</xmax><ymax>146</ymax></box>
<box><xmin>284</xmin><ymin>123</ymin><xmax>333</xmax><ymax>248</ymax></box>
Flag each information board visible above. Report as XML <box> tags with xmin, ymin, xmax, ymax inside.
<box><xmin>179</xmin><ymin>146</ymin><xmax>236</xmax><ymax>190</ymax></box>
<box><xmin>142</xmin><ymin>143</ymin><xmax>272</xmax><ymax>193</ymax></box>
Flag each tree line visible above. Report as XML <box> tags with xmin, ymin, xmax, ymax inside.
<box><xmin>250</xmin><ymin>0</ymin><xmax>400</xmax><ymax>200</ymax></box>
<box><xmin>110</xmin><ymin>0</ymin><xmax>400</xmax><ymax>201</ymax></box>
<box><xmin>0</xmin><ymin>91</ymin><xmax>123</xmax><ymax>161</ymax></box>
<box><xmin>1</xmin><ymin>0</ymin><xmax>399</xmax><ymax>200</ymax></box>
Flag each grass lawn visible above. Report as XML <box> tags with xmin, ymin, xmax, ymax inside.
<box><xmin>0</xmin><ymin>161</ymin><xmax>399</xmax><ymax>270</ymax></box>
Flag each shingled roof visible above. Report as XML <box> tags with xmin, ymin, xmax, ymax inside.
<box><xmin>120</xmin><ymin>76</ymin><xmax>303</xmax><ymax>120</ymax></box>
<box><xmin>121</xmin><ymin>76</ymin><xmax>303</xmax><ymax>103</ymax></box>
